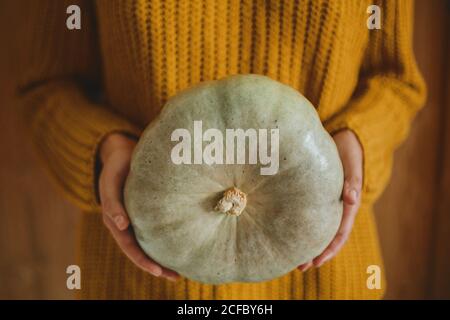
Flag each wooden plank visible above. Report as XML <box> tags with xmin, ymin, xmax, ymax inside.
<box><xmin>374</xmin><ymin>0</ymin><xmax>449</xmax><ymax>299</ymax></box>
<box><xmin>429</xmin><ymin>3</ymin><xmax>450</xmax><ymax>298</ymax></box>
<box><xmin>0</xmin><ymin>1</ymin><xmax>78</xmax><ymax>299</ymax></box>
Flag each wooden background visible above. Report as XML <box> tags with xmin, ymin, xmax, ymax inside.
<box><xmin>0</xmin><ymin>0</ymin><xmax>448</xmax><ymax>299</ymax></box>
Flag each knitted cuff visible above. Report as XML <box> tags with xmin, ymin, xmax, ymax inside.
<box><xmin>22</xmin><ymin>81</ymin><xmax>141</xmax><ymax>212</ymax></box>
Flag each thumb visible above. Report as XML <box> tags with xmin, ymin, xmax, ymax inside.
<box><xmin>333</xmin><ymin>130</ymin><xmax>363</xmax><ymax>205</ymax></box>
<box><xmin>341</xmin><ymin>148</ymin><xmax>363</xmax><ymax>205</ymax></box>
<box><xmin>99</xmin><ymin>152</ymin><xmax>132</xmax><ymax>231</ymax></box>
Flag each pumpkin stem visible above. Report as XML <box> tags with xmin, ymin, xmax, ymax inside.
<box><xmin>215</xmin><ymin>187</ymin><xmax>247</xmax><ymax>216</ymax></box>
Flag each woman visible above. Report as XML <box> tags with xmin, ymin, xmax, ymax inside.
<box><xmin>19</xmin><ymin>0</ymin><xmax>426</xmax><ymax>299</ymax></box>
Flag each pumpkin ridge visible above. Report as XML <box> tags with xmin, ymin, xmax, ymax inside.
<box><xmin>240</xmin><ymin>206</ymin><xmax>299</xmax><ymax>271</ymax></box>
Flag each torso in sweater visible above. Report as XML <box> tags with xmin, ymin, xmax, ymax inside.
<box><xmin>95</xmin><ymin>0</ymin><xmax>371</xmax><ymax>127</ymax></box>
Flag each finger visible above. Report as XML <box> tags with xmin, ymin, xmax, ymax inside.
<box><xmin>298</xmin><ymin>261</ymin><xmax>313</xmax><ymax>272</ymax></box>
<box><xmin>313</xmin><ymin>200</ymin><xmax>358</xmax><ymax>267</ymax></box>
<box><xmin>161</xmin><ymin>268</ymin><xmax>180</xmax><ymax>281</ymax></box>
<box><xmin>99</xmin><ymin>152</ymin><xmax>131</xmax><ymax>230</ymax></box>
<box><xmin>337</xmin><ymin>141</ymin><xmax>363</xmax><ymax>205</ymax></box>
<box><xmin>103</xmin><ymin>215</ymin><xmax>161</xmax><ymax>276</ymax></box>
<box><xmin>103</xmin><ymin>216</ymin><xmax>179</xmax><ymax>281</ymax></box>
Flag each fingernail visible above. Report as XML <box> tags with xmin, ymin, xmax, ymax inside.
<box><xmin>299</xmin><ymin>263</ymin><xmax>310</xmax><ymax>272</ymax></box>
<box><xmin>166</xmin><ymin>275</ymin><xmax>179</xmax><ymax>282</ymax></box>
<box><xmin>316</xmin><ymin>257</ymin><xmax>329</xmax><ymax>268</ymax></box>
<box><xmin>315</xmin><ymin>256</ymin><xmax>327</xmax><ymax>268</ymax></box>
<box><xmin>149</xmin><ymin>267</ymin><xmax>162</xmax><ymax>277</ymax></box>
<box><xmin>114</xmin><ymin>216</ymin><xmax>127</xmax><ymax>230</ymax></box>
<box><xmin>301</xmin><ymin>266</ymin><xmax>310</xmax><ymax>272</ymax></box>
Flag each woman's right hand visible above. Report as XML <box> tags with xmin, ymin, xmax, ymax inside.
<box><xmin>98</xmin><ymin>132</ymin><xmax>179</xmax><ymax>281</ymax></box>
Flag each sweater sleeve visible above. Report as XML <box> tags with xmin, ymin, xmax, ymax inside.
<box><xmin>323</xmin><ymin>0</ymin><xmax>426</xmax><ymax>204</ymax></box>
<box><xmin>17</xmin><ymin>0</ymin><xmax>141</xmax><ymax>212</ymax></box>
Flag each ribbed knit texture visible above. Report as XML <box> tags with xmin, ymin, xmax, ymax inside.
<box><xmin>18</xmin><ymin>0</ymin><xmax>426</xmax><ymax>299</ymax></box>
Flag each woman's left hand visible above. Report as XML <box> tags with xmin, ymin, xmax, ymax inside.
<box><xmin>298</xmin><ymin>129</ymin><xmax>363</xmax><ymax>272</ymax></box>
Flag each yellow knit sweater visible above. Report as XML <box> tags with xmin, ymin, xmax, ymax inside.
<box><xmin>18</xmin><ymin>0</ymin><xmax>426</xmax><ymax>299</ymax></box>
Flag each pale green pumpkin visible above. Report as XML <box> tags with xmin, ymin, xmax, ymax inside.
<box><xmin>124</xmin><ymin>74</ymin><xmax>344</xmax><ymax>284</ymax></box>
